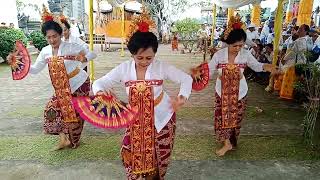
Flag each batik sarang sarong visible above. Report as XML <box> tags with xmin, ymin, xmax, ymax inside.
<box><xmin>215</xmin><ymin>63</ymin><xmax>246</xmax><ymax>147</ymax></box>
<box><xmin>121</xmin><ymin>80</ymin><xmax>176</xmax><ymax>180</ymax></box>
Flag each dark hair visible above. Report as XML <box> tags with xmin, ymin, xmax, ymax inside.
<box><xmin>292</xmin><ymin>34</ymin><xmax>299</xmax><ymax>41</ymax></box>
<box><xmin>127</xmin><ymin>31</ymin><xmax>158</xmax><ymax>55</ymax></box>
<box><xmin>61</xmin><ymin>20</ymin><xmax>71</xmax><ymax>29</ymax></box>
<box><xmin>223</xmin><ymin>29</ymin><xmax>247</xmax><ymax>44</ymax></box>
<box><xmin>301</xmin><ymin>24</ymin><xmax>310</xmax><ymax>34</ymax></box>
<box><xmin>257</xmin><ymin>44</ymin><xmax>263</xmax><ymax>51</ymax></box>
<box><xmin>265</xmin><ymin>43</ymin><xmax>273</xmax><ymax>49</ymax></box>
<box><xmin>41</xmin><ymin>20</ymin><xmax>63</xmax><ymax>36</ymax></box>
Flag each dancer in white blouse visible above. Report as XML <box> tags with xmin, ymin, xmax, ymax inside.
<box><xmin>92</xmin><ymin>30</ymin><xmax>192</xmax><ymax>179</ymax></box>
<box><xmin>194</xmin><ymin>17</ymin><xmax>275</xmax><ymax>157</ymax></box>
<box><xmin>7</xmin><ymin>19</ymin><xmax>96</xmax><ymax>150</ymax></box>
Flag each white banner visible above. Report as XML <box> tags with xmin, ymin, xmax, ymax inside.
<box><xmin>213</xmin><ymin>0</ymin><xmax>260</xmax><ymax>8</ymax></box>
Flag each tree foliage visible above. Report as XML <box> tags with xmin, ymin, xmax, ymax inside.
<box><xmin>0</xmin><ymin>27</ymin><xmax>28</xmax><ymax>60</ymax></box>
<box><xmin>28</xmin><ymin>31</ymin><xmax>48</xmax><ymax>51</ymax></box>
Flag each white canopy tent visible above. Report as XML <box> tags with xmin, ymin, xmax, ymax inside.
<box><xmin>213</xmin><ymin>0</ymin><xmax>261</xmax><ymax>8</ymax></box>
<box><xmin>124</xmin><ymin>1</ymin><xmax>142</xmax><ymax>13</ymax></box>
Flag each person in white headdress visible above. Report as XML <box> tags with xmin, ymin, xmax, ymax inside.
<box><xmin>69</xmin><ymin>17</ymin><xmax>81</xmax><ymax>38</ymax></box>
<box><xmin>246</xmin><ymin>24</ymin><xmax>260</xmax><ymax>42</ymax></box>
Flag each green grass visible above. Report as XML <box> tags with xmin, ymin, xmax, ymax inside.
<box><xmin>0</xmin><ymin>135</ymin><xmax>319</xmax><ymax>165</ymax></box>
<box><xmin>245</xmin><ymin>105</ymin><xmax>304</xmax><ymax>123</ymax></box>
<box><xmin>177</xmin><ymin>107</ymin><xmax>214</xmax><ymax>120</ymax></box>
<box><xmin>6</xmin><ymin>106</ymin><xmax>43</xmax><ymax>118</ymax></box>
<box><xmin>176</xmin><ymin>106</ymin><xmax>304</xmax><ymax>125</ymax></box>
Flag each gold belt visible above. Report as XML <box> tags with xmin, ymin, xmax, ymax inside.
<box><xmin>68</xmin><ymin>67</ymin><xmax>80</xmax><ymax>79</ymax></box>
<box><xmin>154</xmin><ymin>91</ymin><xmax>164</xmax><ymax>107</ymax></box>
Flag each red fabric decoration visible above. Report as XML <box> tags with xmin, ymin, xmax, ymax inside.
<box><xmin>44</xmin><ymin>16</ymin><xmax>54</xmax><ymax>22</ymax></box>
<box><xmin>232</xmin><ymin>22</ymin><xmax>242</xmax><ymax>29</ymax></box>
<box><xmin>138</xmin><ymin>21</ymin><xmax>150</xmax><ymax>32</ymax></box>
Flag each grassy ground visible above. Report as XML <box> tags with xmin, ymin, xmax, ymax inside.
<box><xmin>0</xmin><ymin>135</ymin><xmax>319</xmax><ymax>165</ymax></box>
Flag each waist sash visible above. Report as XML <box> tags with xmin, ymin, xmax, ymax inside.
<box><xmin>48</xmin><ymin>56</ymin><xmax>78</xmax><ymax>123</ymax></box>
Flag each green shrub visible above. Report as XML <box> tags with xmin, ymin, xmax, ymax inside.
<box><xmin>0</xmin><ymin>27</ymin><xmax>28</xmax><ymax>60</ymax></box>
<box><xmin>28</xmin><ymin>30</ymin><xmax>48</xmax><ymax>51</ymax></box>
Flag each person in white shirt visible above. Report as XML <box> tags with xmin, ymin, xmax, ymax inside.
<box><xmin>92</xmin><ymin>31</ymin><xmax>192</xmax><ymax>179</ymax></box>
<box><xmin>7</xmin><ymin>20</ymin><xmax>97</xmax><ymax>150</ymax></box>
<box><xmin>61</xmin><ymin>20</ymin><xmax>90</xmax><ymax>69</ymax></box>
<box><xmin>260</xmin><ymin>20</ymin><xmax>271</xmax><ymax>44</ymax></box>
<box><xmin>283</xmin><ymin>26</ymin><xmax>299</xmax><ymax>49</ymax></box>
<box><xmin>203</xmin><ymin>23</ymin><xmax>275</xmax><ymax>157</ymax></box>
<box><xmin>246</xmin><ymin>24</ymin><xmax>260</xmax><ymax>45</ymax></box>
<box><xmin>70</xmin><ymin>18</ymin><xmax>81</xmax><ymax>38</ymax></box>
<box><xmin>278</xmin><ymin>24</ymin><xmax>311</xmax><ymax>99</ymax></box>
<box><xmin>197</xmin><ymin>24</ymin><xmax>210</xmax><ymax>50</ymax></box>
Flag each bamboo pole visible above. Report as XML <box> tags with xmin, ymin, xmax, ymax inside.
<box><xmin>120</xmin><ymin>6</ymin><xmax>125</xmax><ymax>57</ymax></box>
<box><xmin>211</xmin><ymin>4</ymin><xmax>217</xmax><ymax>46</ymax></box>
<box><xmin>266</xmin><ymin>0</ymin><xmax>284</xmax><ymax>91</ymax></box>
<box><xmin>89</xmin><ymin>0</ymin><xmax>95</xmax><ymax>82</ymax></box>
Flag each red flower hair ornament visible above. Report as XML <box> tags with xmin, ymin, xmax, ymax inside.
<box><xmin>138</xmin><ymin>21</ymin><xmax>150</xmax><ymax>32</ymax></box>
<box><xmin>232</xmin><ymin>22</ymin><xmax>242</xmax><ymax>29</ymax></box>
<box><xmin>223</xmin><ymin>16</ymin><xmax>246</xmax><ymax>40</ymax></box>
<box><xmin>41</xmin><ymin>5</ymin><xmax>55</xmax><ymax>23</ymax></box>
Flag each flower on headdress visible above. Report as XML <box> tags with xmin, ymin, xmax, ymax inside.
<box><xmin>41</xmin><ymin>5</ymin><xmax>54</xmax><ymax>23</ymax></box>
<box><xmin>43</xmin><ymin>15</ymin><xmax>54</xmax><ymax>22</ymax></box>
<box><xmin>60</xmin><ymin>14</ymin><xmax>67</xmax><ymax>23</ymax></box>
<box><xmin>138</xmin><ymin>21</ymin><xmax>149</xmax><ymax>32</ymax></box>
<box><xmin>232</xmin><ymin>22</ymin><xmax>242</xmax><ymax>29</ymax></box>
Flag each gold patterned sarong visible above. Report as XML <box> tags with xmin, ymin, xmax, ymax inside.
<box><xmin>220</xmin><ymin>64</ymin><xmax>242</xmax><ymax>129</ymax></box>
<box><xmin>125</xmin><ymin>80</ymin><xmax>163</xmax><ymax>175</ymax></box>
<box><xmin>47</xmin><ymin>56</ymin><xmax>78</xmax><ymax>123</ymax></box>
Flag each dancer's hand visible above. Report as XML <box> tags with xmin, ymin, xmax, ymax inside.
<box><xmin>263</xmin><ymin>64</ymin><xmax>279</xmax><ymax>74</ymax></box>
<box><xmin>170</xmin><ymin>95</ymin><xmax>186</xmax><ymax>112</ymax></box>
<box><xmin>6</xmin><ymin>53</ymin><xmax>13</xmax><ymax>65</ymax></box>
<box><xmin>76</xmin><ymin>51</ymin><xmax>87</xmax><ymax>62</ymax></box>
<box><xmin>96</xmin><ymin>90</ymin><xmax>117</xmax><ymax>98</ymax></box>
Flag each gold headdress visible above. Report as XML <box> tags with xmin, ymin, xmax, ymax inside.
<box><xmin>59</xmin><ymin>12</ymin><xmax>68</xmax><ymax>24</ymax></box>
<box><xmin>126</xmin><ymin>6</ymin><xmax>156</xmax><ymax>42</ymax></box>
<box><xmin>41</xmin><ymin>5</ymin><xmax>54</xmax><ymax>23</ymax></box>
<box><xmin>223</xmin><ymin>16</ymin><xmax>246</xmax><ymax>40</ymax></box>
<box><xmin>41</xmin><ymin>5</ymin><xmax>66</xmax><ymax>26</ymax></box>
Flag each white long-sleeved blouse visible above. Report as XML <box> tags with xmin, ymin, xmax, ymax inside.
<box><xmin>29</xmin><ymin>41</ymin><xmax>97</xmax><ymax>93</ymax></box>
<box><xmin>92</xmin><ymin>59</ymin><xmax>193</xmax><ymax>132</ymax></box>
<box><xmin>62</xmin><ymin>35</ymin><xmax>90</xmax><ymax>69</ymax></box>
<box><xmin>209</xmin><ymin>47</ymin><xmax>264</xmax><ymax>100</ymax></box>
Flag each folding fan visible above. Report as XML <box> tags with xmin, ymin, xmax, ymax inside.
<box><xmin>191</xmin><ymin>62</ymin><xmax>209</xmax><ymax>91</ymax></box>
<box><xmin>72</xmin><ymin>94</ymin><xmax>138</xmax><ymax>129</ymax></box>
<box><xmin>10</xmin><ymin>41</ymin><xmax>31</xmax><ymax>80</ymax></box>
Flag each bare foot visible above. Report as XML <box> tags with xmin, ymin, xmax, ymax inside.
<box><xmin>215</xmin><ymin>144</ymin><xmax>233</xmax><ymax>157</ymax></box>
<box><xmin>53</xmin><ymin>138</ymin><xmax>71</xmax><ymax>151</ymax></box>
<box><xmin>265</xmin><ymin>86</ymin><xmax>273</xmax><ymax>92</ymax></box>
